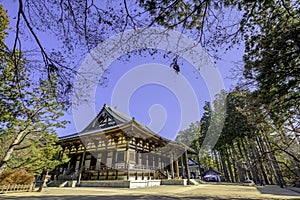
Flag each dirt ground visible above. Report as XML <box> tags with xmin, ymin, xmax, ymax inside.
<box><xmin>0</xmin><ymin>184</ymin><xmax>299</xmax><ymax>200</ymax></box>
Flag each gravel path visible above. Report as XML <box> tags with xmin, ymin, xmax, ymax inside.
<box><xmin>0</xmin><ymin>184</ymin><xmax>299</xmax><ymax>199</ymax></box>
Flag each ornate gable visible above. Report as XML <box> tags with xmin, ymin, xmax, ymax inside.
<box><xmin>82</xmin><ymin>104</ymin><xmax>131</xmax><ymax>131</ymax></box>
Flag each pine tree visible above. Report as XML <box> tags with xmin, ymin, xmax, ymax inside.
<box><xmin>0</xmin><ymin>5</ymin><xmax>69</xmax><ymax>176</ymax></box>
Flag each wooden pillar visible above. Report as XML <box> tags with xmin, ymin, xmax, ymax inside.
<box><xmin>67</xmin><ymin>160</ymin><xmax>71</xmax><ymax>169</ymax></box>
<box><xmin>170</xmin><ymin>154</ymin><xmax>175</xmax><ymax>179</ymax></box>
<box><xmin>115</xmin><ymin>169</ymin><xmax>118</xmax><ymax>180</ymax></box>
<box><xmin>126</xmin><ymin>149</ymin><xmax>130</xmax><ymax>180</ymax></box>
<box><xmin>146</xmin><ymin>154</ymin><xmax>149</xmax><ymax>168</ymax></box>
<box><xmin>113</xmin><ymin>138</ymin><xmax>118</xmax><ymax>168</ymax></box>
<box><xmin>135</xmin><ymin>139</ymin><xmax>139</xmax><ymax>159</ymax></box>
<box><xmin>77</xmin><ymin>147</ymin><xmax>86</xmax><ymax>185</ymax></box>
<box><xmin>152</xmin><ymin>152</ymin><xmax>155</xmax><ymax>168</ymax></box>
<box><xmin>158</xmin><ymin>153</ymin><xmax>162</xmax><ymax>170</ymax></box>
<box><xmin>196</xmin><ymin>150</ymin><xmax>201</xmax><ymax>178</ymax></box>
<box><xmin>175</xmin><ymin>160</ymin><xmax>179</xmax><ymax>178</ymax></box>
<box><xmin>149</xmin><ymin>152</ymin><xmax>153</xmax><ymax>168</ymax></box>
<box><xmin>103</xmin><ymin>140</ymin><xmax>109</xmax><ymax>180</ymax></box>
<box><xmin>160</xmin><ymin>154</ymin><xmax>164</xmax><ymax>170</ymax></box>
<box><xmin>112</xmin><ymin>149</ymin><xmax>117</xmax><ymax>169</ymax></box>
<box><xmin>184</xmin><ymin>149</ymin><xmax>190</xmax><ymax>183</ymax></box>
<box><xmin>137</xmin><ymin>151</ymin><xmax>141</xmax><ymax>167</ymax></box>
<box><xmin>58</xmin><ymin>148</ymin><xmax>64</xmax><ymax>161</ymax></box>
<box><xmin>103</xmin><ymin>141</ymin><xmax>108</xmax><ymax>168</ymax></box>
<box><xmin>180</xmin><ymin>155</ymin><xmax>185</xmax><ymax>178</ymax></box>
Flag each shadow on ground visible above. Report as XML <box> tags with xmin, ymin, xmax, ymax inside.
<box><xmin>256</xmin><ymin>185</ymin><xmax>300</xmax><ymax>197</ymax></box>
<box><xmin>0</xmin><ymin>195</ymin><xmax>262</xmax><ymax>200</ymax></box>
<box><xmin>1</xmin><ymin>184</ymin><xmax>299</xmax><ymax>200</ymax></box>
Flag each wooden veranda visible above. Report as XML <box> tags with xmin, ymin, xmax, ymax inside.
<box><xmin>54</xmin><ymin>104</ymin><xmax>198</xmax><ymax>183</ymax></box>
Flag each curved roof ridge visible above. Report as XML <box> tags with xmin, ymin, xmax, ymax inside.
<box><xmin>104</xmin><ymin>104</ymin><xmax>132</xmax><ymax>123</ymax></box>
<box><xmin>59</xmin><ymin>121</ymin><xmax>132</xmax><ymax>140</ymax></box>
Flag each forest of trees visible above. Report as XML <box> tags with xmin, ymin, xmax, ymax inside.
<box><xmin>1</xmin><ymin>0</ymin><xmax>299</xmax><ymax>188</ymax></box>
<box><xmin>176</xmin><ymin>89</ymin><xmax>299</xmax><ymax>187</ymax></box>
<box><xmin>172</xmin><ymin>0</ymin><xmax>299</xmax><ymax>187</ymax></box>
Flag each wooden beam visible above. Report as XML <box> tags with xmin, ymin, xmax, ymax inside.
<box><xmin>77</xmin><ymin>147</ymin><xmax>86</xmax><ymax>185</ymax></box>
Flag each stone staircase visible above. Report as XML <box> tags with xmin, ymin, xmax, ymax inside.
<box><xmin>47</xmin><ymin>180</ymin><xmax>68</xmax><ymax>187</ymax></box>
<box><xmin>189</xmin><ymin>179</ymin><xmax>200</xmax><ymax>185</ymax></box>
<box><xmin>189</xmin><ymin>179</ymin><xmax>205</xmax><ymax>185</ymax></box>
<box><xmin>57</xmin><ymin>170</ymin><xmax>79</xmax><ymax>181</ymax></box>
<box><xmin>47</xmin><ymin>170</ymin><xmax>79</xmax><ymax>187</ymax></box>
<box><xmin>155</xmin><ymin>169</ymin><xmax>168</xmax><ymax>179</ymax></box>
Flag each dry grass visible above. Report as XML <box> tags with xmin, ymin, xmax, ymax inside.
<box><xmin>0</xmin><ymin>169</ymin><xmax>34</xmax><ymax>185</ymax></box>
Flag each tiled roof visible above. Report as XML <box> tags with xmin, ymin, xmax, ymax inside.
<box><xmin>59</xmin><ymin>104</ymin><xmax>197</xmax><ymax>154</ymax></box>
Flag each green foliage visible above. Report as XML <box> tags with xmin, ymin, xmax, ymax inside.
<box><xmin>215</xmin><ymin>90</ymin><xmax>257</xmax><ymax>150</ymax></box>
<box><xmin>242</xmin><ymin>1</ymin><xmax>300</xmax><ymax>118</ymax></box>
<box><xmin>141</xmin><ymin>0</ymin><xmax>209</xmax><ymax>30</ymax></box>
<box><xmin>0</xmin><ymin>169</ymin><xmax>35</xmax><ymax>185</ymax></box>
<box><xmin>0</xmin><ymin>5</ymin><xmax>9</xmax><ymax>48</ymax></box>
<box><xmin>0</xmin><ymin>5</ymin><xmax>69</xmax><ymax>175</ymax></box>
<box><xmin>184</xmin><ymin>91</ymin><xmax>226</xmax><ymax>170</ymax></box>
<box><xmin>200</xmin><ymin>102</ymin><xmax>212</xmax><ymax>143</ymax></box>
<box><xmin>175</xmin><ymin>121</ymin><xmax>201</xmax><ymax>147</ymax></box>
<box><xmin>205</xmin><ymin>89</ymin><xmax>299</xmax><ymax>184</ymax></box>
<box><xmin>240</xmin><ymin>4</ymin><xmax>300</xmax><ymax>181</ymax></box>
<box><xmin>139</xmin><ymin>0</ymin><xmax>300</xmax><ymax>183</ymax></box>
<box><xmin>2</xmin><ymin>0</ymin><xmax>299</xmax><ymax>184</ymax></box>
<box><xmin>0</xmin><ymin>59</ymin><xmax>69</xmax><ymax>174</ymax></box>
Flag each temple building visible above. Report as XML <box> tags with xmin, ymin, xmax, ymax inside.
<box><xmin>56</xmin><ymin>104</ymin><xmax>199</xmax><ymax>185</ymax></box>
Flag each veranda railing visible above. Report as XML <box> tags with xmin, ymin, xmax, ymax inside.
<box><xmin>0</xmin><ymin>183</ymin><xmax>35</xmax><ymax>194</ymax></box>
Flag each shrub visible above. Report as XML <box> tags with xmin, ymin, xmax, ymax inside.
<box><xmin>0</xmin><ymin>169</ymin><xmax>35</xmax><ymax>185</ymax></box>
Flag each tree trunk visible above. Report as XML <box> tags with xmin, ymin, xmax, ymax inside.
<box><xmin>213</xmin><ymin>150</ymin><xmax>221</xmax><ymax>172</ymax></box>
<box><xmin>37</xmin><ymin>170</ymin><xmax>48</xmax><ymax>192</ymax></box>
<box><xmin>243</xmin><ymin>137</ymin><xmax>258</xmax><ymax>183</ymax></box>
<box><xmin>228</xmin><ymin>146</ymin><xmax>238</xmax><ymax>182</ymax></box>
<box><xmin>216</xmin><ymin>151</ymin><xmax>223</xmax><ymax>173</ymax></box>
<box><xmin>231</xmin><ymin>144</ymin><xmax>244</xmax><ymax>182</ymax></box>
<box><xmin>237</xmin><ymin>139</ymin><xmax>251</xmax><ymax>180</ymax></box>
<box><xmin>245</xmin><ymin>138</ymin><xmax>260</xmax><ymax>181</ymax></box>
<box><xmin>263</xmin><ymin>135</ymin><xmax>286</xmax><ymax>187</ymax></box>
<box><xmin>220</xmin><ymin>150</ymin><xmax>230</xmax><ymax>182</ymax></box>
<box><xmin>225</xmin><ymin>149</ymin><xmax>234</xmax><ymax>182</ymax></box>
<box><xmin>237</xmin><ymin>139</ymin><xmax>245</xmax><ymax>159</ymax></box>
<box><xmin>257</xmin><ymin>137</ymin><xmax>276</xmax><ymax>184</ymax></box>
<box><xmin>256</xmin><ymin>137</ymin><xmax>270</xmax><ymax>185</ymax></box>
<box><xmin>0</xmin><ymin>131</ymin><xmax>25</xmax><ymax>175</ymax></box>
<box><xmin>250</xmin><ymin>138</ymin><xmax>268</xmax><ymax>185</ymax></box>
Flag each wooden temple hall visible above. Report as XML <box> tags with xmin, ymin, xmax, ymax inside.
<box><xmin>56</xmin><ymin>104</ymin><xmax>199</xmax><ymax>184</ymax></box>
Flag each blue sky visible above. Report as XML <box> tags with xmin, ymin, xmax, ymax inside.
<box><xmin>2</xmin><ymin>1</ymin><xmax>244</xmax><ymax>140</ymax></box>
<box><xmin>59</xmin><ymin>47</ymin><xmax>242</xmax><ymax>140</ymax></box>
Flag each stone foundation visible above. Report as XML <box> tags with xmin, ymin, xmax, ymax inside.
<box><xmin>79</xmin><ymin>180</ymin><xmax>161</xmax><ymax>188</ymax></box>
<box><xmin>161</xmin><ymin>179</ymin><xmax>187</xmax><ymax>185</ymax></box>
